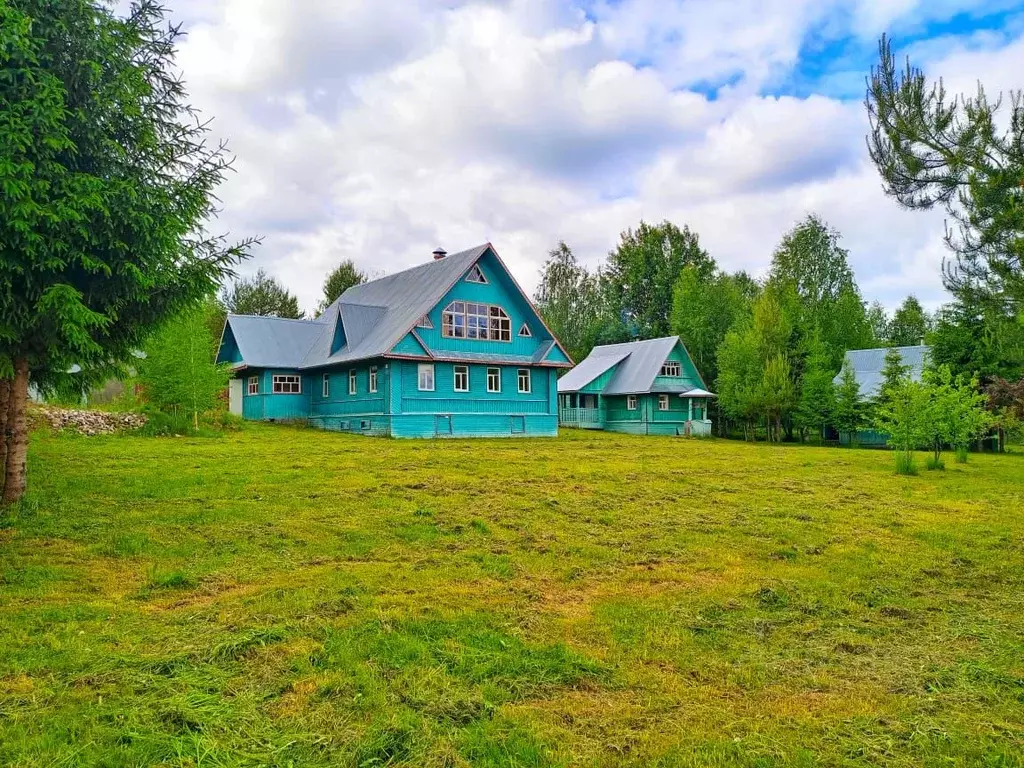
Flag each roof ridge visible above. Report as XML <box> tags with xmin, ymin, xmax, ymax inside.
<box><xmin>228</xmin><ymin>313</ymin><xmax>318</xmax><ymax>325</ymax></box>
<box><xmin>340</xmin><ymin>243</ymin><xmax>490</xmax><ymax>296</ymax></box>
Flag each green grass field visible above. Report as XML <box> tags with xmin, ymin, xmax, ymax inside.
<box><xmin>2</xmin><ymin>425</ymin><xmax>1023</xmax><ymax>767</ymax></box>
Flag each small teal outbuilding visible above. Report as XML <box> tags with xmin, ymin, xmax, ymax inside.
<box><xmin>217</xmin><ymin>244</ymin><xmax>573</xmax><ymax>438</ymax></box>
<box><xmin>557</xmin><ymin>337</ymin><xmax>715</xmax><ymax>436</ymax></box>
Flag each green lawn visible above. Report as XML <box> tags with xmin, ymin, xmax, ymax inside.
<box><xmin>2</xmin><ymin>425</ymin><xmax>1023</xmax><ymax>767</ymax></box>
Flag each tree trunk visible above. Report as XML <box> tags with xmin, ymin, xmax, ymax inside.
<box><xmin>2</xmin><ymin>359</ymin><xmax>30</xmax><ymax>506</ymax></box>
<box><xmin>0</xmin><ymin>378</ymin><xmax>10</xmax><ymax>499</ymax></box>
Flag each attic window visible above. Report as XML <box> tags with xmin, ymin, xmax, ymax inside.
<box><xmin>518</xmin><ymin>323</ymin><xmax>532</xmax><ymax>338</ymax></box>
<box><xmin>660</xmin><ymin>361</ymin><xmax>681</xmax><ymax>377</ymax></box>
<box><xmin>416</xmin><ymin>315</ymin><xmax>433</xmax><ymax>329</ymax></box>
<box><xmin>465</xmin><ymin>265</ymin><xmax>488</xmax><ymax>284</ymax></box>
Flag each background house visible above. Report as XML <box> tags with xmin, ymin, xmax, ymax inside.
<box><xmin>557</xmin><ymin>336</ymin><xmax>714</xmax><ymax>436</ymax></box>
<box><xmin>217</xmin><ymin>244</ymin><xmax>572</xmax><ymax>438</ymax></box>
<box><xmin>834</xmin><ymin>344</ymin><xmax>930</xmax><ymax>446</ymax></box>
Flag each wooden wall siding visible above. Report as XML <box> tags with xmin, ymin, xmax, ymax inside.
<box><xmin>218</xmin><ymin>326</ymin><xmax>243</xmax><ymax>364</ymax></box>
<box><xmin>310</xmin><ymin>362</ymin><xmax>388</xmax><ymax>418</ymax></box>
<box><xmin>651</xmin><ymin>344</ymin><xmax>704</xmax><ymax>389</ymax></box>
<box><xmin>391</xmin><ymin>333</ymin><xmax>430</xmax><ymax>356</ymax></box>
<box><xmin>579</xmin><ymin>366</ymin><xmax>619</xmax><ymax>395</ymax></box>
<box><xmin>414</xmin><ymin>250</ymin><xmax>552</xmax><ymax>358</ymax></box>
<box><xmin>242</xmin><ymin>369</ymin><xmax>311</xmax><ymax>421</ymax></box>
<box><xmin>396</xmin><ymin>362</ymin><xmax>552</xmax><ymax>413</ymax></box>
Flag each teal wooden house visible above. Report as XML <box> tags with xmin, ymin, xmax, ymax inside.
<box><xmin>217</xmin><ymin>244</ymin><xmax>573</xmax><ymax>438</ymax></box>
<box><xmin>557</xmin><ymin>337</ymin><xmax>715</xmax><ymax>436</ymax></box>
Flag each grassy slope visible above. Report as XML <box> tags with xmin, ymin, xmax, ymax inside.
<box><xmin>1</xmin><ymin>425</ymin><xmax>1023</xmax><ymax>767</ymax></box>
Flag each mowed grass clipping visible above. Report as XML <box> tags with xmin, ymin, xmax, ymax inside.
<box><xmin>1</xmin><ymin>425</ymin><xmax>1023</xmax><ymax>767</ymax></box>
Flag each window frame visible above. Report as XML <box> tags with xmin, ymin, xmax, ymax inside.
<box><xmin>369</xmin><ymin>366</ymin><xmax>378</xmax><ymax>393</ymax></box>
<box><xmin>454</xmin><ymin>365</ymin><xmax>470</xmax><ymax>392</ymax></box>
<box><xmin>349</xmin><ymin>369</ymin><xmax>357</xmax><ymax>396</ymax></box>
<box><xmin>627</xmin><ymin>395</ymin><xmax>638</xmax><ymax>411</ymax></box>
<box><xmin>487</xmin><ymin>367</ymin><xmax>501</xmax><ymax>393</ymax></box>
<box><xmin>465</xmin><ymin>264</ymin><xmax>488</xmax><ymax>284</ymax></box>
<box><xmin>518</xmin><ymin>323</ymin><xmax>532</xmax><ymax>338</ymax></box>
<box><xmin>660</xmin><ymin>361</ymin><xmax>681</xmax><ymax>377</ymax></box>
<box><xmin>658</xmin><ymin>394</ymin><xmax>670</xmax><ymax>411</ymax></box>
<box><xmin>441</xmin><ymin>301</ymin><xmax>512</xmax><ymax>342</ymax></box>
<box><xmin>416</xmin><ymin>315</ymin><xmax>433</xmax><ymax>329</ymax></box>
<box><xmin>272</xmin><ymin>374</ymin><xmax>302</xmax><ymax>394</ymax></box>
<box><xmin>322</xmin><ymin>374</ymin><xmax>330</xmax><ymax>398</ymax></box>
<box><xmin>418</xmin><ymin>363</ymin><xmax>435</xmax><ymax>392</ymax></box>
<box><xmin>517</xmin><ymin>369</ymin><xmax>531</xmax><ymax>394</ymax></box>
<box><xmin>248</xmin><ymin>376</ymin><xmax>260</xmax><ymax>395</ymax></box>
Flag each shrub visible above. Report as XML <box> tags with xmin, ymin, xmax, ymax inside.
<box><xmin>895</xmin><ymin>451</ymin><xmax>917</xmax><ymax>476</ymax></box>
<box><xmin>955</xmin><ymin>446</ymin><xmax>969</xmax><ymax>463</ymax></box>
<box><xmin>926</xmin><ymin>455</ymin><xmax>946</xmax><ymax>471</ymax></box>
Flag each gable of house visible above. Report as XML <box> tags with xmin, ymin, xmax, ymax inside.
<box><xmin>558</xmin><ymin>337</ymin><xmax>706</xmax><ymax>396</ymax></box>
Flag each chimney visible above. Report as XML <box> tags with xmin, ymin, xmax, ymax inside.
<box><xmin>432</xmin><ymin>247</ymin><xmax>447</xmax><ymax>261</ymax></box>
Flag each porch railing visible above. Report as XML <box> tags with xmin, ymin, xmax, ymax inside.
<box><xmin>559</xmin><ymin>407</ymin><xmax>602</xmax><ymax>428</ymax></box>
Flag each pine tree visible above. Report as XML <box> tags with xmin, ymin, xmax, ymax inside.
<box><xmin>833</xmin><ymin>361</ymin><xmax>864</xmax><ymax>444</ymax></box>
<box><xmin>0</xmin><ymin>1</ymin><xmax>253</xmax><ymax>503</ymax></box>
<box><xmin>796</xmin><ymin>337</ymin><xmax>837</xmax><ymax>442</ymax></box>
<box><xmin>319</xmin><ymin>260</ymin><xmax>367</xmax><ymax>314</ymax></box>
<box><xmin>877</xmin><ymin>347</ymin><xmax>912</xmax><ymax>407</ymax></box>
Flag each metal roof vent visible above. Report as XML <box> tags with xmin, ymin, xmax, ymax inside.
<box><xmin>432</xmin><ymin>247</ymin><xmax>447</xmax><ymax>260</ymax></box>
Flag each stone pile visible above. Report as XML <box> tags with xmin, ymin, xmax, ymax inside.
<box><xmin>31</xmin><ymin>407</ymin><xmax>146</xmax><ymax>436</ymax></box>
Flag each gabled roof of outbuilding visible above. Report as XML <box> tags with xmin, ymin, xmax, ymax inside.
<box><xmin>558</xmin><ymin>336</ymin><xmax>703</xmax><ymax>395</ymax></box>
<box><xmin>219</xmin><ymin>243</ymin><xmax>572</xmax><ymax>370</ymax></box>
<box><xmin>832</xmin><ymin>345</ymin><xmax>930</xmax><ymax>397</ymax></box>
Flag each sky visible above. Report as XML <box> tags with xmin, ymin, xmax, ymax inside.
<box><xmin>151</xmin><ymin>0</ymin><xmax>1024</xmax><ymax>315</ymax></box>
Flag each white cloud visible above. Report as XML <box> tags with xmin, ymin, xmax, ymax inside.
<box><xmin>164</xmin><ymin>0</ymin><xmax>1022</xmax><ymax>314</ymax></box>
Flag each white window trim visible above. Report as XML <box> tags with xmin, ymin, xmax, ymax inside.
<box><xmin>418</xmin><ymin>363</ymin><xmax>435</xmax><ymax>392</ymax></box>
<box><xmin>454</xmin><ymin>365</ymin><xmax>470</xmax><ymax>392</ymax></box>
<box><xmin>369</xmin><ymin>366</ymin><xmax>378</xmax><ymax>393</ymax></box>
<box><xmin>248</xmin><ymin>376</ymin><xmax>259</xmax><ymax>395</ymax></box>
<box><xmin>349</xmin><ymin>369</ymin><xmax>357</xmax><ymax>396</ymax></box>
<box><xmin>416</xmin><ymin>315</ymin><xmax>433</xmax><ymax>329</ymax></box>
<box><xmin>627</xmin><ymin>395</ymin><xmax>638</xmax><ymax>410</ymax></box>
<box><xmin>658</xmin><ymin>394</ymin><xmax>670</xmax><ymax>411</ymax></box>
<box><xmin>660</xmin><ymin>361</ymin><xmax>681</xmax><ymax>377</ymax></box>
<box><xmin>272</xmin><ymin>375</ymin><xmax>302</xmax><ymax>394</ymax></box>
<box><xmin>465</xmin><ymin>264</ymin><xmax>488</xmax><ymax>284</ymax></box>
<box><xmin>518</xmin><ymin>323</ymin><xmax>532</xmax><ymax>337</ymax></box>
<box><xmin>517</xmin><ymin>369</ymin><xmax>531</xmax><ymax>394</ymax></box>
<box><xmin>322</xmin><ymin>374</ymin><xmax>330</xmax><ymax>398</ymax></box>
<box><xmin>487</xmin><ymin>367</ymin><xmax>501</xmax><ymax>393</ymax></box>
<box><xmin>441</xmin><ymin>301</ymin><xmax>512</xmax><ymax>342</ymax></box>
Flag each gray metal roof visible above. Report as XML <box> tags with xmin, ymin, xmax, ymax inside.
<box><xmin>556</xmin><ymin>349</ymin><xmax>630</xmax><ymax>392</ymax></box>
<box><xmin>225</xmin><ymin>314</ymin><xmax>326</xmax><ymax>369</ymax></box>
<box><xmin>558</xmin><ymin>336</ymin><xmax>695</xmax><ymax>395</ymax></box>
<box><xmin>221</xmin><ymin>244</ymin><xmax>570</xmax><ymax>370</ymax></box>
<box><xmin>833</xmin><ymin>345</ymin><xmax>930</xmax><ymax>397</ymax></box>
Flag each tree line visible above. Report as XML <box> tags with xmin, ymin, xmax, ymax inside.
<box><xmin>533</xmin><ymin>213</ymin><xmax>1024</xmax><ymax>447</ymax></box>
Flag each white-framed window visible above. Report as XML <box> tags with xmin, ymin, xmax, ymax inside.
<box><xmin>248</xmin><ymin>376</ymin><xmax>259</xmax><ymax>395</ymax></box>
<box><xmin>658</xmin><ymin>394</ymin><xmax>670</xmax><ymax>411</ymax></box>
<box><xmin>272</xmin><ymin>375</ymin><xmax>301</xmax><ymax>394</ymax></box>
<box><xmin>349</xmin><ymin>369</ymin><xmax>357</xmax><ymax>395</ymax></box>
<box><xmin>369</xmin><ymin>366</ymin><xmax>378</xmax><ymax>393</ymax></box>
<box><xmin>416</xmin><ymin>315</ymin><xmax>433</xmax><ymax>329</ymax></box>
<box><xmin>454</xmin><ymin>365</ymin><xmax>469</xmax><ymax>392</ymax></box>
<box><xmin>487</xmin><ymin>367</ymin><xmax>501</xmax><ymax>393</ymax></box>
<box><xmin>517</xmin><ymin>369</ymin><xmax>531</xmax><ymax>394</ymax></box>
<box><xmin>660</xmin><ymin>361</ymin><xmax>681</xmax><ymax>377</ymax></box>
<box><xmin>418</xmin><ymin>363</ymin><xmax>435</xmax><ymax>391</ymax></box>
<box><xmin>441</xmin><ymin>301</ymin><xmax>511</xmax><ymax>342</ymax></box>
<box><xmin>518</xmin><ymin>323</ymin><xmax>532</xmax><ymax>337</ymax></box>
<box><xmin>465</xmin><ymin>264</ymin><xmax>488</xmax><ymax>283</ymax></box>
<box><xmin>322</xmin><ymin>374</ymin><xmax>330</xmax><ymax>398</ymax></box>
<box><xmin>627</xmin><ymin>395</ymin><xmax>638</xmax><ymax>410</ymax></box>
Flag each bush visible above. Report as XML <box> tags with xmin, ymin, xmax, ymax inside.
<box><xmin>925</xmin><ymin>455</ymin><xmax>946</xmax><ymax>471</ymax></box>
<box><xmin>137</xmin><ymin>408</ymin><xmax>195</xmax><ymax>437</ymax></box>
<box><xmin>955</xmin><ymin>446</ymin><xmax>969</xmax><ymax>463</ymax></box>
<box><xmin>894</xmin><ymin>451</ymin><xmax>917</xmax><ymax>476</ymax></box>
